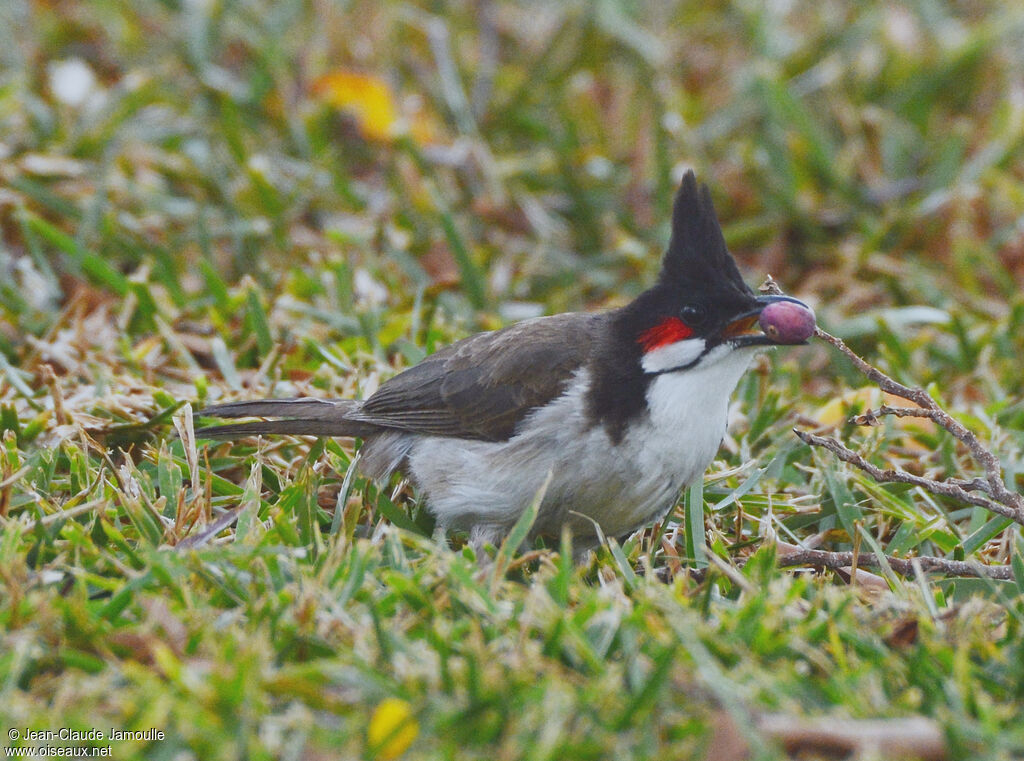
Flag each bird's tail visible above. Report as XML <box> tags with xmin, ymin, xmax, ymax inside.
<box><xmin>195</xmin><ymin>398</ymin><xmax>380</xmax><ymax>439</ymax></box>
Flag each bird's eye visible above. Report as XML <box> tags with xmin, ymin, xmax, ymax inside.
<box><xmin>680</xmin><ymin>304</ymin><xmax>708</xmax><ymax>327</ymax></box>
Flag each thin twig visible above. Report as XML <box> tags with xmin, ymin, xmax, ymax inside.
<box><xmin>652</xmin><ymin>545</ymin><xmax>1012</xmax><ymax>583</ymax></box>
<box><xmin>793</xmin><ymin>428</ymin><xmax>1022</xmax><ymax>523</ymax></box>
<box><xmin>805</xmin><ymin>328</ymin><xmax>1024</xmax><ymax>526</ymax></box>
<box><xmin>813</xmin><ymin>329</ymin><xmax>936</xmax><ymax>408</ymax></box>
<box><xmin>756</xmin><ymin>713</ymin><xmax>949</xmax><ymax>761</ymax></box>
<box><xmin>775</xmin><ymin>547</ymin><xmax>1012</xmax><ymax>581</ymax></box>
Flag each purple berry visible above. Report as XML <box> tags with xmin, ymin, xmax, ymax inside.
<box><xmin>759</xmin><ymin>299</ymin><xmax>816</xmax><ymax>344</ymax></box>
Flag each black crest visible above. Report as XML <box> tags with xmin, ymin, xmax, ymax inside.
<box><xmin>658</xmin><ymin>170</ymin><xmax>752</xmax><ymax>300</ymax></box>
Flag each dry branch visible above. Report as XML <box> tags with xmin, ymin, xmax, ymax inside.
<box><xmin>657</xmin><ymin>545</ymin><xmax>1012</xmax><ymax>584</ymax></box>
<box><xmin>802</xmin><ymin>328</ymin><xmax>1024</xmax><ymax>527</ymax></box>
<box><xmin>758</xmin><ymin>712</ymin><xmax>948</xmax><ymax>761</ymax></box>
<box><xmin>708</xmin><ymin>709</ymin><xmax>949</xmax><ymax>760</ymax></box>
<box><xmin>792</xmin><ymin>428</ymin><xmax>1021</xmax><ymax>522</ymax></box>
<box><xmin>775</xmin><ymin>547</ymin><xmax>1012</xmax><ymax>581</ymax></box>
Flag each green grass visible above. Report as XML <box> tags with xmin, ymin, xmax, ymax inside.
<box><xmin>1</xmin><ymin>0</ymin><xmax>1024</xmax><ymax>758</ymax></box>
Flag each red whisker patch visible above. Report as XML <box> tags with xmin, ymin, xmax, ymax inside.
<box><xmin>638</xmin><ymin>317</ymin><xmax>693</xmax><ymax>352</ymax></box>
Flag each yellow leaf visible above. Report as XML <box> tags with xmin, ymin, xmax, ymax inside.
<box><xmin>313</xmin><ymin>71</ymin><xmax>399</xmax><ymax>141</ymax></box>
<box><xmin>367</xmin><ymin>697</ymin><xmax>418</xmax><ymax>759</ymax></box>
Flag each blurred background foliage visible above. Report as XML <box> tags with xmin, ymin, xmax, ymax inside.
<box><xmin>3</xmin><ymin>0</ymin><xmax>1023</xmax><ymax>315</ymax></box>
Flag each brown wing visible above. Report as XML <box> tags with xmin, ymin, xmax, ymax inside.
<box><xmin>348</xmin><ymin>312</ymin><xmax>602</xmax><ymax>441</ymax></box>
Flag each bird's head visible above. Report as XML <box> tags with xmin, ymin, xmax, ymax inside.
<box><xmin>626</xmin><ymin>170</ymin><xmax>815</xmax><ymax>376</ymax></box>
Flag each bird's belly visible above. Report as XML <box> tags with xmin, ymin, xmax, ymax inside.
<box><xmin>406</xmin><ymin>362</ymin><xmax>744</xmax><ymax>547</ymax></box>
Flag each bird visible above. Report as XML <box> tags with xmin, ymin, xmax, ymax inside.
<box><xmin>196</xmin><ymin>171</ymin><xmax>815</xmax><ymax>556</ymax></box>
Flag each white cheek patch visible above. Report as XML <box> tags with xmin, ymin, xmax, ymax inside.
<box><xmin>641</xmin><ymin>337</ymin><xmax>706</xmax><ymax>374</ymax></box>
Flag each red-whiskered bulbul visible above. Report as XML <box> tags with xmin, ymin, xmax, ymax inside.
<box><xmin>197</xmin><ymin>171</ymin><xmax>815</xmax><ymax>554</ymax></box>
